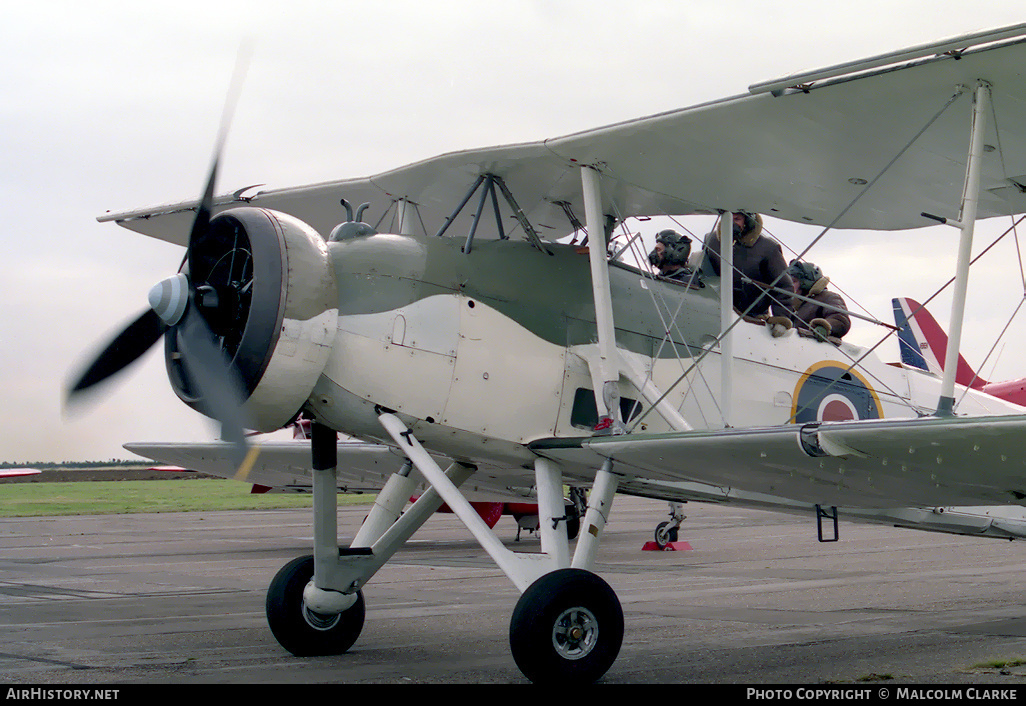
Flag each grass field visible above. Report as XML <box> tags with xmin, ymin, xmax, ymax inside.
<box><xmin>0</xmin><ymin>479</ymin><xmax>375</xmax><ymax>517</ymax></box>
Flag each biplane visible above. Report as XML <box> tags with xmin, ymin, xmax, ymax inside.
<box><xmin>69</xmin><ymin>23</ymin><xmax>1026</xmax><ymax>683</ymax></box>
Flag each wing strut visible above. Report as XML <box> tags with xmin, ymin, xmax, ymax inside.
<box><xmin>719</xmin><ymin>211</ymin><xmax>734</xmax><ymax>427</ymax></box>
<box><xmin>937</xmin><ymin>81</ymin><xmax>991</xmax><ymax>416</ymax></box>
<box><xmin>577</xmin><ymin>166</ymin><xmax>693</xmax><ymax>433</ymax></box>
<box><xmin>581</xmin><ymin>167</ymin><xmax>625</xmax><ymax>433</ymax></box>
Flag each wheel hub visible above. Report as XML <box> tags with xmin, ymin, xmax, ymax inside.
<box><xmin>302</xmin><ymin>603</ymin><xmax>342</xmax><ymax>632</ymax></box>
<box><xmin>551</xmin><ymin>606</ymin><xmax>598</xmax><ymax>660</ymax></box>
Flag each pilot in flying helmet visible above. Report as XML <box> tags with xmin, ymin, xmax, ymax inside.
<box><xmin>648</xmin><ymin>230</ymin><xmax>693</xmax><ymax>281</ymax></box>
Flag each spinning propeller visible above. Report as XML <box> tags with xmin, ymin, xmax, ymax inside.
<box><xmin>67</xmin><ymin>53</ymin><xmax>256</xmax><ymax>470</ymax></box>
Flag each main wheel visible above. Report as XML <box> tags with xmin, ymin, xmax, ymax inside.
<box><xmin>265</xmin><ymin>555</ymin><xmax>365</xmax><ymax>656</ymax></box>
<box><xmin>509</xmin><ymin>568</ymin><xmax>623</xmax><ymax>684</ymax></box>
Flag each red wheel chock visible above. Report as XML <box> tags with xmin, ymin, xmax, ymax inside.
<box><xmin>641</xmin><ymin>541</ymin><xmax>692</xmax><ymax>551</ymax></box>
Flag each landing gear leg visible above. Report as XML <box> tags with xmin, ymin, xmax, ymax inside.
<box><xmin>266</xmin><ymin>422</ymin><xmax>462</xmax><ymax>658</ymax></box>
<box><xmin>266</xmin><ymin>422</ymin><xmax>364</xmax><ymax>656</ymax></box>
<box><xmin>376</xmin><ymin>413</ymin><xmax>624</xmax><ymax>683</ymax></box>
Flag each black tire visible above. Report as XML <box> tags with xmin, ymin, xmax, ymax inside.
<box><xmin>654</xmin><ymin>521</ymin><xmax>678</xmax><ymax>548</ymax></box>
<box><xmin>566</xmin><ymin>516</ymin><xmax>580</xmax><ymax>541</ymax></box>
<box><xmin>509</xmin><ymin>568</ymin><xmax>623</xmax><ymax>684</ymax></box>
<box><xmin>565</xmin><ymin>501</ymin><xmax>581</xmax><ymax>541</ymax></box>
<box><xmin>265</xmin><ymin>555</ymin><xmax>365</xmax><ymax>656</ymax></box>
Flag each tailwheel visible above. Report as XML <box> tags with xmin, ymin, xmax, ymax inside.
<box><xmin>509</xmin><ymin>568</ymin><xmax>623</xmax><ymax>684</ymax></box>
<box><xmin>266</xmin><ymin>555</ymin><xmax>365</xmax><ymax>656</ymax></box>
<box><xmin>654</xmin><ymin>520</ymin><xmax>679</xmax><ymax>549</ymax></box>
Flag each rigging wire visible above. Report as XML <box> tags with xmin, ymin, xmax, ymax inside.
<box><xmin>955</xmin><ymin>295</ymin><xmax>1026</xmax><ymax>407</ymax></box>
<box><xmin>781</xmin><ymin>215</ymin><xmax>1026</xmax><ymax>423</ymax></box>
<box><xmin>744</xmin><ymin>87</ymin><xmax>969</xmax><ymax>317</ymax></box>
<box><xmin>613</xmin><ymin>207</ymin><xmax>716</xmax><ymax>427</ymax></box>
<box><xmin>626</xmin><ymin>88</ymin><xmax>970</xmax><ymax>432</ymax></box>
<box><xmin>762</xmin><ymin>221</ymin><xmax>879</xmax><ymax>323</ymax></box>
<box><xmin>622</xmin><ymin>221</ymin><xmax>721</xmax><ymax>428</ymax></box>
<box><xmin>599</xmin><ymin>196</ymin><xmax>721</xmax><ymax>429</ymax></box>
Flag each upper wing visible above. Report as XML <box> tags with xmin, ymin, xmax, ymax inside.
<box><xmin>102</xmin><ymin>31</ymin><xmax>1026</xmax><ymax>245</ymax></box>
<box><xmin>533</xmin><ymin>414</ymin><xmax>1026</xmax><ymax>509</ymax></box>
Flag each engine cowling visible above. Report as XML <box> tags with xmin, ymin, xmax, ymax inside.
<box><xmin>166</xmin><ymin>207</ymin><xmax>338</xmax><ymax>431</ymax></box>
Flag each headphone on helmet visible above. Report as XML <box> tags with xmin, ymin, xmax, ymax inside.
<box><xmin>649</xmin><ymin>230</ymin><xmax>692</xmax><ymax>268</ymax></box>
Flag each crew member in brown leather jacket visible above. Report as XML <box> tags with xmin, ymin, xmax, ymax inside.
<box><xmin>787</xmin><ymin>259</ymin><xmax>851</xmax><ymax>341</ymax></box>
<box><xmin>704</xmin><ymin>211</ymin><xmax>794</xmax><ymax>334</ymax></box>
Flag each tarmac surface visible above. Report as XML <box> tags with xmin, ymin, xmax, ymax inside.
<box><xmin>2</xmin><ymin>495</ymin><xmax>1026</xmax><ymax>685</ymax></box>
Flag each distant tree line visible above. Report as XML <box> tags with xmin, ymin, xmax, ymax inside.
<box><xmin>0</xmin><ymin>459</ymin><xmax>150</xmax><ymax>469</ymax></box>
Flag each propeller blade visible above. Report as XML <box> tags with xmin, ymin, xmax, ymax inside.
<box><xmin>166</xmin><ymin>46</ymin><xmax>256</xmax><ymax>467</ymax></box>
<box><xmin>187</xmin><ymin>45</ymin><xmax>251</xmax><ymax>276</ymax></box>
<box><xmin>177</xmin><ymin>310</ymin><xmax>252</xmax><ymax>468</ymax></box>
<box><xmin>67</xmin><ymin>309</ymin><xmax>168</xmax><ymax>399</ymax></box>
<box><xmin>68</xmin><ymin>45</ymin><xmax>254</xmax><ymax>449</ymax></box>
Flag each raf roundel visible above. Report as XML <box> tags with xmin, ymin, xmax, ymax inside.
<box><xmin>791</xmin><ymin>361</ymin><xmax>883</xmax><ymax>424</ymax></box>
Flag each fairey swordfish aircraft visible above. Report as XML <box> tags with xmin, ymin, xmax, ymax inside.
<box><xmin>69</xmin><ymin>24</ymin><xmax>1026</xmax><ymax>683</ymax></box>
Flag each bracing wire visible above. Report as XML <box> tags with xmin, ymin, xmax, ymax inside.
<box><xmin>626</xmin><ymin>88</ymin><xmax>970</xmax><ymax>432</ymax></box>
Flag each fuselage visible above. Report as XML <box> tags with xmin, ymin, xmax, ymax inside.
<box><xmin>982</xmin><ymin>378</ymin><xmax>1026</xmax><ymax>407</ymax></box>
<box><xmin>302</xmin><ymin>231</ymin><xmax>1020</xmax><ymax>471</ymax></box>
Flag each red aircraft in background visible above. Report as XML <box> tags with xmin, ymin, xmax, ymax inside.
<box><xmin>0</xmin><ymin>468</ymin><xmax>42</xmax><ymax>479</ymax></box>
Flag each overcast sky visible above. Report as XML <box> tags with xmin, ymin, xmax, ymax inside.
<box><xmin>3</xmin><ymin>1</ymin><xmax>1024</xmax><ymax>463</ymax></box>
